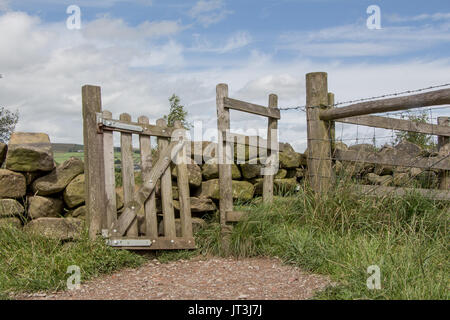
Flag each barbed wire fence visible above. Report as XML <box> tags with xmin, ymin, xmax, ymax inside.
<box><xmin>278</xmin><ymin>82</ymin><xmax>450</xmax><ymax>195</ymax></box>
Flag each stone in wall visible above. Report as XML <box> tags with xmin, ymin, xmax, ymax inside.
<box><xmin>197</xmin><ymin>179</ymin><xmax>255</xmax><ymax>201</ymax></box>
<box><xmin>66</xmin><ymin>205</ymin><xmax>86</xmax><ymax>219</ymax></box>
<box><xmin>32</xmin><ymin>157</ymin><xmax>84</xmax><ymax>196</ymax></box>
<box><xmin>28</xmin><ymin>196</ymin><xmax>64</xmax><ymax>219</ymax></box>
<box><xmin>0</xmin><ymin>169</ymin><xmax>26</xmax><ymax>198</ymax></box>
<box><xmin>63</xmin><ymin>174</ymin><xmax>85</xmax><ymax>208</ymax></box>
<box><xmin>0</xmin><ymin>217</ymin><xmax>22</xmax><ymax>229</ymax></box>
<box><xmin>240</xmin><ymin>162</ymin><xmax>263</xmax><ymax>180</ymax></box>
<box><xmin>201</xmin><ymin>158</ymin><xmax>241</xmax><ymax>180</ymax></box>
<box><xmin>279</xmin><ymin>150</ymin><xmax>302</xmax><ymax>168</ymax></box>
<box><xmin>172</xmin><ymin>197</ymin><xmax>216</xmax><ymax>213</ymax></box>
<box><xmin>0</xmin><ymin>199</ymin><xmax>25</xmax><ymax>217</ymax></box>
<box><xmin>5</xmin><ymin>132</ymin><xmax>54</xmax><ymax>172</ymax></box>
<box><xmin>171</xmin><ymin>163</ymin><xmax>202</xmax><ymax>188</ymax></box>
<box><xmin>366</xmin><ymin>173</ymin><xmax>393</xmax><ymax>186</ymax></box>
<box><xmin>24</xmin><ymin>217</ymin><xmax>83</xmax><ymax>241</ymax></box>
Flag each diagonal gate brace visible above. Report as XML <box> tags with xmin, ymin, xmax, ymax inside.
<box><xmin>110</xmin><ymin>139</ymin><xmax>185</xmax><ymax>236</ymax></box>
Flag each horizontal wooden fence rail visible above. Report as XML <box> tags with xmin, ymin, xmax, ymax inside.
<box><xmin>336</xmin><ymin>115</ymin><xmax>450</xmax><ymax>137</ymax></box>
<box><xmin>224</xmin><ymin>132</ymin><xmax>279</xmax><ymax>151</ymax></box>
<box><xmin>320</xmin><ymin>88</ymin><xmax>450</xmax><ymax>121</ymax></box>
<box><xmin>334</xmin><ymin>149</ymin><xmax>450</xmax><ymax>171</ymax></box>
<box><xmin>224</xmin><ymin>97</ymin><xmax>281</xmax><ymax>119</ymax></box>
<box><xmin>355</xmin><ymin>185</ymin><xmax>450</xmax><ymax>201</ymax></box>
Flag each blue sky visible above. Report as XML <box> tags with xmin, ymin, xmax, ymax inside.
<box><xmin>1</xmin><ymin>0</ymin><xmax>449</xmax><ymax>150</ymax></box>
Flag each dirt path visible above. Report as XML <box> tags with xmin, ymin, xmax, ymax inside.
<box><xmin>16</xmin><ymin>257</ymin><xmax>331</xmax><ymax>300</ymax></box>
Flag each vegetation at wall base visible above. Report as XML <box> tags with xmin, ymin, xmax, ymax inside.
<box><xmin>193</xmin><ymin>183</ymin><xmax>449</xmax><ymax>300</ymax></box>
<box><xmin>0</xmin><ymin>225</ymin><xmax>144</xmax><ymax>299</ymax></box>
<box><xmin>1</xmin><ymin>182</ymin><xmax>448</xmax><ymax>300</ymax></box>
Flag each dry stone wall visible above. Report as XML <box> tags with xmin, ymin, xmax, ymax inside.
<box><xmin>0</xmin><ymin>132</ymin><xmax>447</xmax><ymax>241</ymax></box>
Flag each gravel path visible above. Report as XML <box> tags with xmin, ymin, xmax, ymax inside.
<box><xmin>16</xmin><ymin>257</ymin><xmax>331</xmax><ymax>300</ymax></box>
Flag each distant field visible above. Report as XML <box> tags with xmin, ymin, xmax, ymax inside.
<box><xmin>53</xmin><ymin>152</ymin><xmax>141</xmax><ymax>165</ymax></box>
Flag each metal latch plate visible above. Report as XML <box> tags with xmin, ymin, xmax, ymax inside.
<box><xmin>107</xmin><ymin>239</ymin><xmax>152</xmax><ymax>247</ymax></box>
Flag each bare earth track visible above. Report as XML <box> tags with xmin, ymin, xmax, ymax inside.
<box><xmin>16</xmin><ymin>257</ymin><xmax>331</xmax><ymax>300</ymax></box>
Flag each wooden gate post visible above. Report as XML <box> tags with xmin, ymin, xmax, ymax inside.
<box><xmin>82</xmin><ymin>85</ymin><xmax>106</xmax><ymax>239</ymax></box>
<box><xmin>306</xmin><ymin>72</ymin><xmax>333</xmax><ymax>193</ymax></box>
<box><xmin>437</xmin><ymin>117</ymin><xmax>449</xmax><ymax>190</ymax></box>
<box><xmin>216</xmin><ymin>84</ymin><xmax>233</xmax><ymax>232</ymax></box>
<box><xmin>263</xmin><ymin>94</ymin><xmax>278</xmax><ymax>203</ymax></box>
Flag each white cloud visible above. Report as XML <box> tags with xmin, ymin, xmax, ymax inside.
<box><xmin>279</xmin><ymin>22</ymin><xmax>450</xmax><ymax>57</ymax></box>
<box><xmin>0</xmin><ymin>0</ymin><xmax>9</xmax><ymax>11</ymax></box>
<box><xmin>191</xmin><ymin>31</ymin><xmax>252</xmax><ymax>53</ymax></box>
<box><xmin>386</xmin><ymin>12</ymin><xmax>450</xmax><ymax>23</ymax></box>
<box><xmin>189</xmin><ymin>0</ymin><xmax>232</xmax><ymax>27</ymax></box>
<box><xmin>1</xmin><ymin>10</ymin><xmax>449</xmax><ymax>153</ymax></box>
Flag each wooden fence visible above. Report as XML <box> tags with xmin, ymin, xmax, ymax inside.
<box><xmin>216</xmin><ymin>84</ymin><xmax>279</xmax><ymax>232</ymax></box>
<box><xmin>305</xmin><ymin>72</ymin><xmax>450</xmax><ymax>200</ymax></box>
<box><xmin>82</xmin><ymin>85</ymin><xmax>196</xmax><ymax>248</ymax></box>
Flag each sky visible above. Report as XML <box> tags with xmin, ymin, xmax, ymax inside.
<box><xmin>0</xmin><ymin>0</ymin><xmax>449</xmax><ymax>151</ymax></box>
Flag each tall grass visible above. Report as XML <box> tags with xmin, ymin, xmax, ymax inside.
<box><xmin>0</xmin><ymin>225</ymin><xmax>144</xmax><ymax>298</ymax></box>
<box><xmin>195</xmin><ymin>183</ymin><xmax>449</xmax><ymax>299</ymax></box>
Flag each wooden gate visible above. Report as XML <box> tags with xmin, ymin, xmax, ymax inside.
<box><xmin>82</xmin><ymin>85</ymin><xmax>195</xmax><ymax>249</ymax></box>
<box><xmin>216</xmin><ymin>83</ymin><xmax>280</xmax><ymax>231</ymax></box>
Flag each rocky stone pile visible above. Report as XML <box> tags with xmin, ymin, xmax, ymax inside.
<box><xmin>1</xmin><ymin>132</ymin><xmax>446</xmax><ymax>241</ymax></box>
<box><xmin>0</xmin><ymin>132</ymin><xmax>84</xmax><ymax>240</ymax></box>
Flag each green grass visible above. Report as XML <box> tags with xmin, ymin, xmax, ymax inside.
<box><xmin>1</xmin><ymin>181</ymin><xmax>448</xmax><ymax>300</ymax></box>
<box><xmin>192</xmin><ymin>183</ymin><xmax>449</xmax><ymax>300</ymax></box>
<box><xmin>0</xmin><ymin>225</ymin><xmax>144</xmax><ymax>299</ymax></box>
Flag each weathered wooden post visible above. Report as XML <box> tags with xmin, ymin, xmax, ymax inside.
<box><xmin>263</xmin><ymin>94</ymin><xmax>278</xmax><ymax>203</ymax></box>
<box><xmin>82</xmin><ymin>85</ymin><xmax>106</xmax><ymax>239</ymax></box>
<box><xmin>216</xmin><ymin>84</ymin><xmax>233</xmax><ymax>238</ymax></box>
<box><xmin>438</xmin><ymin>116</ymin><xmax>449</xmax><ymax>190</ymax></box>
<box><xmin>306</xmin><ymin>72</ymin><xmax>333</xmax><ymax>193</ymax></box>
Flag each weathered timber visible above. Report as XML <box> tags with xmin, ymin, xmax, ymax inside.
<box><xmin>157</xmin><ymin>118</ymin><xmax>176</xmax><ymax>239</ymax></box>
<box><xmin>320</xmin><ymin>88</ymin><xmax>450</xmax><ymax>120</ymax></box>
<box><xmin>217</xmin><ymin>84</ymin><xmax>233</xmax><ymax>228</ymax></box>
<box><xmin>174</xmin><ymin>121</ymin><xmax>193</xmax><ymax>238</ymax></box>
<box><xmin>263</xmin><ymin>94</ymin><xmax>278</xmax><ymax>203</ymax></box>
<box><xmin>102</xmin><ymin>110</ymin><xmax>117</xmax><ymax>229</ymax></box>
<box><xmin>120</xmin><ymin>113</ymin><xmax>138</xmax><ymax>237</ymax></box>
<box><xmin>336</xmin><ymin>115</ymin><xmax>450</xmax><ymax>137</ymax></box>
<box><xmin>306</xmin><ymin>72</ymin><xmax>333</xmax><ymax>192</ymax></box>
<box><xmin>82</xmin><ymin>85</ymin><xmax>106</xmax><ymax>239</ymax></box>
<box><xmin>335</xmin><ymin>149</ymin><xmax>450</xmax><ymax>171</ymax></box>
<box><xmin>110</xmin><ymin>139</ymin><xmax>184</xmax><ymax>236</ymax></box>
<box><xmin>138</xmin><ymin>115</ymin><xmax>158</xmax><ymax>238</ymax></box>
<box><xmin>224</xmin><ymin>97</ymin><xmax>281</xmax><ymax>119</ymax></box>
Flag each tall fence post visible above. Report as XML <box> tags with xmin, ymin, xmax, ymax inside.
<box><xmin>216</xmin><ymin>83</ymin><xmax>233</xmax><ymax>239</ymax></box>
<box><xmin>306</xmin><ymin>72</ymin><xmax>332</xmax><ymax>193</ymax></box>
<box><xmin>263</xmin><ymin>94</ymin><xmax>278</xmax><ymax>203</ymax></box>
<box><xmin>82</xmin><ymin>85</ymin><xmax>106</xmax><ymax>239</ymax></box>
<box><xmin>438</xmin><ymin>116</ymin><xmax>449</xmax><ymax>190</ymax></box>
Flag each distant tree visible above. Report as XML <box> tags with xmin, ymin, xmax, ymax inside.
<box><xmin>0</xmin><ymin>107</ymin><xmax>19</xmax><ymax>143</ymax></box>
<box><xmin>163</xmin><ymin>94</ymin><xmax>192</xmax><ymax>129</ymax></box>
<box><xmin>394</xmin><ymin>110</ymin><xmax>435</xmax><ymax>149</ymax></box>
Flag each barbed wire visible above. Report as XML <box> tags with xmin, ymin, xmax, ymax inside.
<box><xmin>279</xmin><ymin>83</ymin><xmax>450</xmax><ymax>112</ymax></box>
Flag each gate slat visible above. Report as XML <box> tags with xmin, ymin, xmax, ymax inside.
<box><xmin>263</xmin><ymin>94</ymin><xmax>278</xmax><ymax>203</ymax></box>
<box><xmin>174</xmin><ymin>121</ymin><xmax>193</xmax><ymax>238</ymax></box>
<box><xmin>156</xmin><ymin>118</ymin><xmax>177</xmax><ymax>239</ymax></box>
<box><xmin>138</xmin><ymin>116</ymin><xmax>158</xmax><ymax>238</ymax></box>
<box><xmin>120</xmin><ymin>113</ymin><xmax>138</xmax><ymax>236</ymax></box>
<box><xmin>103</xmin><ymin>110</ymin><xmax>117</xmax><ymax>229</ymax></box>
